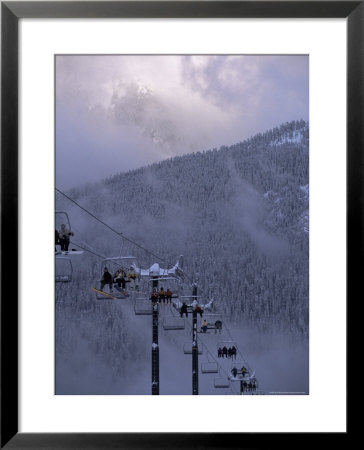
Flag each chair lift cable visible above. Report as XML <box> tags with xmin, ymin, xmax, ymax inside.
<box><xmin>56</xmin><ymin>187</ymin><xmax>173</xmax><ymax>268</ymax></box>
<box><xmin>70</xmin><ymin>241</ymin><xmax>106</xmax><ymax>260</ymax></box>
<box><xmin>57</xmin><ymin>188</ymin><xmax>250</xmax><ymax>393</ymax></box>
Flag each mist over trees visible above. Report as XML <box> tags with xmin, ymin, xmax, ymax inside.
<box><xmin>56</xmin><ymin>119</ymin><xmax>309</xmax><ymax>394</ymax></box>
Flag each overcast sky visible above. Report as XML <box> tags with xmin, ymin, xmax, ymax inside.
<box><xmin>56</xmin><ymin>55</ymin><xmax>308</xmax><ymax>189</ymax></box>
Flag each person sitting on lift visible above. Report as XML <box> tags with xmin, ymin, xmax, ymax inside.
<box><xmin>214</xmin><ymin>320</ymin><xmax>222</xmax><ymax>334</ymax></box>
<box><xmin>217</xmin><ymin>347</ymin><xmax>222</xmax><ymax>358</ymax></box>
<box><xmin>114</xmin><ymin>270</ymin><xmax>126</xmax><ymax>289</ymax></box>
<box><xmin>201</xmin><ymin>319</ymin><xmax>208</xmax><ymax>333</ymax></box>
<box><xmin>165</xmin><ymin>288</ymin><xmax>173</xmax><ymax>303</ymax></box>
<box><xmin>231</xmin><ymin>367</ymin><xmax>238</xmax><ymax>378</ymax></box>
<box><xmin>128</xmin><ymin>267</ymin><xmax>137</xmax><ymax>281</ymax></box>
<box><xmin>194</xmin><ymin>303</ymin><xmax>203</xmax><ymax>317</ymax></box>
<box><xmin>159</xmin><ymin>287</ymin><xmax>165</xmax><ymax>303</ymax></box>
<box><xmin>180</xmin><ymin>302</ymin><xmax>188</xmax><ymax>318</ymax></box>
<box><xmin>100</xmin><ymin>267</ymin><xmax>113</xmax><ymax>293</ymax></box>
<box><xmin>127</xmin><ymin>267</ymin><xmax>138</xmax><ymax>289</ymax></box>
<box><xmin>150</xmin><ymin>289</ymin><xmax>159</xmax><ymax>303</ymax></box>
<box><xmin>241</xmin><ymin>366</ymin><xmax>248</xmax><ymax>377</ymax></box>
<box><xmin>58</xmin><ymin>223</ymin><xmax>74</xmax><ymax>252</ymax></box>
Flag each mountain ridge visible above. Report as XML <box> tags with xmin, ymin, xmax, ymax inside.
<box><xmin>58</xmin><ymin>119</ymin><xmax>309</xmax><ymax>336</ymax></box>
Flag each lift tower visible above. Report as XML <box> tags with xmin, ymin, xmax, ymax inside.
<box><xmin>192</xmin><ymin>284</ymin><xmax>199</xmax><ymax>395</ymax></box>
<box><xmin>151</xmin><ymin>279</ymin><xmax>159</xmax><ymax>395</ymax></box>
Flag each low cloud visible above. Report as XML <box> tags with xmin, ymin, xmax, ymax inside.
<box><xmin>56</xmin><ymin>55</ymin><xmax>308</xmax><ymax>189</ymax></box>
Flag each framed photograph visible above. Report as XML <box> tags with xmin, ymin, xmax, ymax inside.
<box><xmin>2</xmin><ymin>1</ymin><xmax>356</xmax><ymax>447</ymax></box>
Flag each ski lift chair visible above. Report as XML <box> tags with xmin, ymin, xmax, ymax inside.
<box><xmin>201</xmin><ymin>362</ymin><xmax>219</xmax><ymax>374</ymax></box>
<box><xmin>229</xmin><ymin>363</ymin><xmax>251</xmax><ymax>381</ymax></box>
<box><xmin>216</xmin><ymin>341</ymin><xmax>239</xmax><ymax>361</ymax></box>
<box><xmin>55</xmin><ymin>211</ymin><xmax>84</xmax><ymax>255</ymax></box>
<box><xmin>162</xmin><ymin>316</ymin><xmax>185</xmax><ymax>330</ymax></box>
<box><xmin>55</xmin><ymin>257</ymin><xmax>73</xmax><ymax>282</ymax></box>
<box><xmin>199</xmin><ymin>314</ymin><xmax>223</xmax><ymax>334</ymax></box>
<box><xmin>96</xmin><ymin>256</ymin><xmax>139</xmax><ymax>298</ymax></box>
<box><xmin>240</xmin><ymin>375</ymin><xmax>258</xmax><ymax>394</ymax></box>
<box><xmin>148</xmin><ymin>276</ymin><xmax>181</xmax><ymax>302</ymax></box>
<box><xmin>134</xmin><ymin>298</ymin><xmax>153</xmax><ymax>315</ymax></box>
<box><xmin>214</xmin><ymin>377</ymin><xmax>230</xmax><ymax>389</ymax></box>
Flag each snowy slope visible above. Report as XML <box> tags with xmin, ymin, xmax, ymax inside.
<box><xmin>56</xmin><ymin>120</ymin><xmax>309</xmax><ymax>395</ymax></box>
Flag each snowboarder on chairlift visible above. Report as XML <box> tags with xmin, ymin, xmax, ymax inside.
<box><xmin>231</xmin><ymin>345</ymin><xmax>237</xmax><ymax>360</ymax></box>
<box><xmin>180</xmin><ymin>302</ymin><xmax>188</xmax><ymax>318</ymax></box>
<box><xmin>231</xmin><ymin>367</ymin><xmax>238</xmax><ymax>378</ymax></box>
<box><xmin>222</xmin><ymin>346</ymin><xmax>228</xmax><ymax>358</ymax></box>
<box><xmin>100</xmin><ymin>267</ymin><xmax>113</xmax><ymax>293</ymax></box>
<box><xmin>218</xmin><ymin>347</ymin><xmax>222</xmax><ymax>358</ymax></box>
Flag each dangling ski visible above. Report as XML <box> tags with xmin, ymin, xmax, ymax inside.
<box><xmin>91</xmin><ymin>287</ymin><xmax>118</xmax><ymax>300</ymax></box>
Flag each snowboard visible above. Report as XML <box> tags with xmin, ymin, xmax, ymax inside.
<box><xmin>91</xmin><ymin>287</ymin><xmax>118</xmax><ymax>300</ymax></box>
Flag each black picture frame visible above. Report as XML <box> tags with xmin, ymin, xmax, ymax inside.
<box><xmin>1</xmin><ymin>1</ymin><xmax>356</xmax><ymax>448</ymax></box>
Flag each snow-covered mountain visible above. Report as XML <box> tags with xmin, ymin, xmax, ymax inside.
<box><xmin>56</xmin><ymin>120</ymin><xmax>309</xmax><ymax>394</ymax></box>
